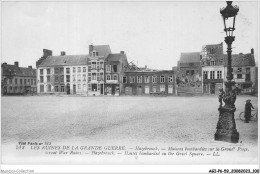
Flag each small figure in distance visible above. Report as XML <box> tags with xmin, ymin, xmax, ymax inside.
<box><xmin>244</xmin><ymin>99</ymin><xmax>254</xmax><ymax>123</ymax></box>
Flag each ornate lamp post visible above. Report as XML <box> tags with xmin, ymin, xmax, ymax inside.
<box><xmin>214</xmin><ymin>1</ymin><xmax>239</xmax><ymax>143</ymax></box>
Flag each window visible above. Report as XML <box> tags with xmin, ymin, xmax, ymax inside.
<box><xmin>72</xmin><ymin>75</ymin><xmax>76</xmax><ymax>82</ymax></box>
<box><xmin>217</xmin><ymin>71</ymin><xmax>222</xmax><ymax>79</ymax></box>
<box><xmin>237</xmin><ymin>68</ymin><xmax>242</xmax><ymax>73</ymax></box>
<box><xmin>97</xmin><ymin>62</ymin><xmax>100</xmax><ymax>69</ymax></box>
<box><xmin>191</xmin><ymin>70</ymin><xmax>194</xmax><ymax>75</ymax></box>
<box><xmin>78</xmin><ymin>84</ymin><xmax>81</xmax><ymax>90</ymax></box>
<box><xmin>92</xmin><ymin>73</ymin><xmax>97</xmax><ymax>80</ymax></box>
<box><xmin>77</xmin><ymin>74</ymin><xmax>81</xmax><ymax>81</ymax></box>
<box><xmin>24</xmin><ymin>79</ymin><xmax>26</xmax><ymax>84</ymax></box>
<box><xmin>47</xmin><ymin>68</ymin><xmax>50</xmax><ymax>74</ymax></box>
<box><xmin>55</xmin><ymin>86</ymin><xmax>59</xmax><ymax>92</ymax></box>
<box><xmin>123</xmin><ymin>76</ymin><xmax>127</xmax><ymax>83</ymax></box>
<box><xmin>60</xmin><ymin>68</ymin><xmax>64</xmax><ymax>74</ymax></box>
<box><xmin>113</xmin><ymin>74</ymin><xmax>118</xmax><ymax>81</ymax></box>
<box><xmin>237</xmin><ymin>74</ymin><xmax>242</xmax><ymax>79</ymax></box>
<box><xmin>106</xmin><ymin>75</ymin><xmax>111</xmax><ymax>81</ymax></box>
<box><xmin>152</xmin><ymin>76</ymin><xmax>157</xmax><ymax>83</ymax></box>
<box><xmin>47</xmin><ymin>76</ymin><xmax>50</xmax><ymax>82</ymax></box>
<box><xmin>100</xmin><ymin>62</ymin><xmax>104</xmax><ymax>69</ymax></box>
<box><xmin>83</xmin><ymin>67</ymin><xmax>86</xmax><ymax>72</ymax></box>
<box><xmin>203</xmin><ymin>71</ymin><xmax>208</xmax><ymax>79</ymax></box>
<box><xmin>210</xmin><ymin>61</ymin><xmax>215</xmax><ymax>66</ymax></box>
<box><xmin>92</xmin><ymin>62</ymin><xmax>96</xmax><ymax>69</ymax></box>
<box><xmin>100</xmin><ymin>73</ymin><xmax>104</xmax><ymax>81</ymax></box>
<box><xmin>186</xmin><ymin>70</ymin><xmax>190</xmax><ymax>75</ymax></box>
<box><xmin>144</xmin><ymin>76</ymin><xmax>149</xmax><ymax>83</ymax></box>
<box><xmin>160</xmin><ymin>76</ymin><xmax>165</xmax><ymax>83</ymax></box>
<box><xmin>106</xmin><ymin>65</ymin><xmax>111</xmax><ymax>72</ymax></box>
<box><xmin>40</xmin><ymin>85</ymin><xmax>44</xmax><ymax>92</ymax></box>
<box><xmin>54</xmin><ymin>68</ymin><xmax>59</xmax><ymax>74</ymax></box>
<box><xmin>97</xmin><ymin>73</ymin><xmax>100</xmax><ymax>81</ymax></box>
<box><xmin>210</xmin><ymin>71</ymin><xmax>215</xmax><ymax>79</ymax></box>
<box><xmin>130</xmin><ymin>76</ymin><xmax>135</xmax><ymax>83</ymax></box>
<box><xmin>40</xmin><ymin>76</ymin><xmax>44</xmax><ymax>83</ymax></box>
<box><xmin>20</xmin><ymin>79</ymin><xmax>22</xmax><ymax>84</ymax></box>
<box><xmin>60</xmin><ymin>75</ymin><xmax>64</xmax><ymax>82</ymax></box>
<box><xmin>78</xmin><ymin>67</ymin><xmax>81</xmax><ymax>73</ymax></box>
<box><xmin>40</xmin><ymin>69</ymin><xmax>43</xmax><ymax>75</ymax></box>
<box><xmin>137</xmin><ymin>76</ymin><xmax>142</xmax><ymax>83</ymax></box>
<box><xmin>61</xmin><ymin>86</ymin><xmax>64</xmax><ymax>92</ymax></box>
<box><xmin>92</xmin><ymin>84</ymin><xmax>97</xmax><ymax>91</ymax></box>
<box><xmin>66</xmin><ymin>68</ymin><xmax>70</xmax><ymax>74</ymax></box>
<box><xmin>66</xmin><ymin>75</ymin><xmax>70</xmax><ymax>82</ymax></box>
<box><xmin>83</xmin><ymin>74</ymin><xmax>86</xmax><ymax>81</ymax></box>
<box><xmin>15</xmin><ymin>78</ymin><xmax>17</xmax><ymax>84</ymax></box>
<box><xmin>55</xmin><ymin>76</ymin><xmax>59</xmax><ymax>82</ymax></box>
<box><xmin>209</xmin><ymin>48</ymin><xmax>215</xmax><ymax>54</ymax></box>
<box><xmin>246</xmin><ymin>74</ymin><xmax>251</xmax><ymax>81</ymax></box>
<box><xmin>168</xmin><ymin>76</ymin><xmax>173</xmax><ymax>82</ymax></box>
<box><xmin>160</xmin><ymin>85</ymin><xmax>165</xmax><ymax>92</ymax></box>
<box><xmin>246</xmin><ymin>68</ymin><xmax>250</xmax><ymax>73</ymax></box>
<box><xmin>113</xmin><ymin>65</ymin><xmax>117</xmax><ymax>72</ymax></box>
<box><xmin>73</xmin><ymin>67</ymin><xmax>76</xmax><ymax>73</ymax></box>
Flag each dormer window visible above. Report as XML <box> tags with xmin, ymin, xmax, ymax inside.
<box><xmin>210</xmin><ymin>60</ymin><xmax>215</xmax><ymax>66</ymax></box>
<box><xmin>92</xmin><ymin>51</ymin><xmax>98</xmax><ymax>57</ymax></box>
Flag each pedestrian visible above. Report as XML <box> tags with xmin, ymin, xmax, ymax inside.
<box><xmin>218</xmin><ymin>87</ymin><xmax>225</xmax><ymax>107</ymax></box>
<box><xmin>244</xmin><ymin>99</ymin><xmax>254</xmax><ymax>123</ymax></box>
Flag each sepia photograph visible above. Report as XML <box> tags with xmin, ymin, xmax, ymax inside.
<box><xmin>1</xmin><ymin>0</ymin><xmax>259</xmax><ymax>173</ymax></box>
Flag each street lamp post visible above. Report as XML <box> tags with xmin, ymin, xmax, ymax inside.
<box><xmin>214</xmin><ymin>1</ymin><xmax>239</xmax><ymax>143</ymax></box>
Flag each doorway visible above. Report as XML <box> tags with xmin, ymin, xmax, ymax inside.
<box><xmin>137</xmin><ymin>86</ymin><xmax>142</xmax><ymax>95</ymax></box>
<box><xmin>67</xmin><ymin>84</ymin><xmax>70</xmax><ymax>95</ymax></box>
<box><xmin>73</xmin><ymin>84</ymin><xmax>76</xmax><ymax>94</ymax></box>
<box><xmin>210</xmin><ymin>83</ymin><xmax>215</xmax><ymax>94</ymax></box>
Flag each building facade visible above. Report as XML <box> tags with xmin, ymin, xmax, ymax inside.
<box><xmin>36</xmin><ymin>50</ymin><xmax>89</xmax><ymax>95</ymax></box>
<box><xmin>176</xmin><ymin>52</ymin><xmax>202</xmax><ymax>95</ymax></box>
<box><xmin>122</xmin><ymin>70</ymin><xmax>175</xmax><ymax>95</ymax></box>
<box><xmin>104</xmin><ymin>51</ymin><xmax>128</xmax><ymax>95</ymax></box>
<box><xmin>224</xmin><ymin>48</ymin><xmax>256</xmax><ymax>94</ymax></box>
<box><xmin>200</xmin><ymin>42</ymin><xmax>224</xmax><ymax>94</ymax></box>
<box><xmin>1</xmin><ymin>62</ymin><xmax>36</xmax><ymax>95</ymax></box>
<box><xmin>87</xmin><ymin>45</ymin><xmax>111</xmax><ymax>96</ymax></box>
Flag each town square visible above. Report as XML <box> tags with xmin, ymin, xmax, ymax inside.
<box><xmin>1</xmin><ymin>1</ymin><xmax>258</xmax><ymax>173</ymax></box>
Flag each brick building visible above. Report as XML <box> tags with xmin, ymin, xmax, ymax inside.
<box><xmin>224</xmin><ymin>48</ymin><xmax>256</xmax><ymax>94</ymax></box>
<box><xmin>201</xmin><ymin>42</ymin><xmax>224</xmax><ymax>94</ymax></box>
<box><xmin>122</xmin><ymin>70</ymin><xmax>175</xmax><ymax>95</ymax></box>
<box><xmin>176</xmin><ymin>52</ymin><xmax>202</xmax><ymax>95</ymax></box>
<box><xmin>104</xmin><ymin>51</ymin><xmax>128</xmax><ymax>95</ymax></box>
<box><xmin>1</xmin><ymin>62</ymin><xmax>36</xmax><ymax>95</ymax></box>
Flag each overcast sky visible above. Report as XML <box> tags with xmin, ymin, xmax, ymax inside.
<box><xmin>1</xmin><ymin>1</ymin><xmax>258</xmax><ymax>69</ymax></box>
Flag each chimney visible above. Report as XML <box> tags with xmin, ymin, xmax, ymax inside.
<box><xmin>28</xmin><ymin>66</ymin><xmax>32</xmax><ymax>69</ymax></box>
<box><xmin>14</xmin><ymin>61</ymin><xmax>19</xmax><ymax>67</ymax></box>
<box><xmin>145</xmin><ymin>65</ymin><xmax>147</xmax><ymax>69</ymax></box>
<box><xmin>43</xmin><ymin>49</ymin><xmax>52</xmax><ymax>57</ymax></box>
<box><xmin>61</xmin><ymin>51</ymin><xmax>66</xmax><ymax>56</ymax></box>
<box><xmin>89</xmin><ymin>43</ymin><xmax>94</xmax><ymax>54</ymax></box>
<box><xmin>3</xmin><ymin>62</ymin><xmax>7</xmax><ymax>65</ymax></box>
<box><xmin>120</xmin><ymin>51</ymin><xmax>125</xmax><ymax>55</ymax></box>
<box><xmin>251</xmin><ymin>48</ymin><xmax>254</xmax><ymax>54</ymax></box>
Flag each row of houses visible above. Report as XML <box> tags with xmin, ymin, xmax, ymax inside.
<box><xmin>175</xmin><ymin>42</ymin><xmax>257</xmax><ymax>95</ymax></box>
<box><xmin>1</xmin><ymin>43</ymin><xmax>257</xmax><ymax>96</ymax></box>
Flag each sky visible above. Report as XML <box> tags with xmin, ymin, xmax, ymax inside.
<box><xmin>1</xmin><ymin>1</ymin><xmax>258</xmax><ymax>69</ymax></box>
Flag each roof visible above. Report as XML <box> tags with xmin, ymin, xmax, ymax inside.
<box><xmin>224</xmin><ymin>53</ymin><xmax>255</xmax><ymax>67</ymax></box>
<box><xmin>179</xmin><ymin>52</ymin><xmax>201</xmax><ymax>63</ymax></box>
<box><xmin>1</xmin><ymin>64</ymin><xmax>36</xmax><ymax>77</ymax></box>
<box><xmin>92</xmin><ymin>45</ymin><xmax>111</xmax><ymax>58</ymax></box>
<box><xmin>125</xmin><ymin>70</ymin><xmax>174</xmax><ymax>73</ymax></box>
<box><xmin>106</xmin><ymin>53</ymin><xmax>127</xmax><ymax>62</ymax></box>
<box><xmin>38</xmin><ymin>55</ymin><xmax>88</xmax><ymax>67</ymax></box>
